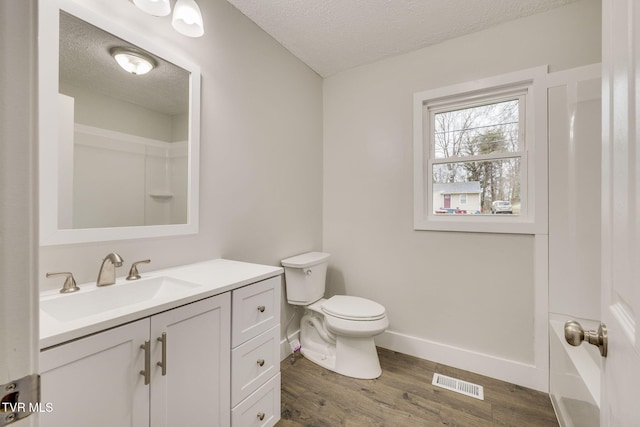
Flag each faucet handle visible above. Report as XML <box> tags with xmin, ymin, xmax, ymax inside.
<box><xmin>127</xmin><ymin>259</ymin><xmax>151</xmax><ymax>281</ymax></box>
<box><xmin>46</xmin><ymin>272</ymin><xmax>80</xmax><ymax>294</ymax></box>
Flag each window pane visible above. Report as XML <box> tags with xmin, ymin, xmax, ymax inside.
<box><xmin>433</xmin><ymin>99</ymin><xmax>520</xmax><ymax>160</ymax></box>
<box><xmin>432</xmin><ymin>158</ymin><xmax>520</xmax><ymax>215</ymax></box>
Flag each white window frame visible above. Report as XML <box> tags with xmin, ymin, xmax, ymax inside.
<box><xmin>413</xmin><ymin>66</ymin><xmax>548</xmax><ymax>234</ymax></box>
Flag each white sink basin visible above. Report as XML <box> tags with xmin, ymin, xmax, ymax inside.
<box><xmin>41</xmin><ymin>276</ymin><xmax>201</xmax><ymax>322</ymax></box>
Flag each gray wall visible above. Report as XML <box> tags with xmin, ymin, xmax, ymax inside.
<box><xmin>323</xmin><ymin>0</ymin><xmax>601</xmax><ymax>389</ymax></box>
<box><xmin>39</xmin><ymin>0</ymin><xmax>323</xmax><ymax>335</ymax></box>
<box><xmin>37</xmin><ymin>0</ymin><xmax>602</xmax><ymax>391</ymax></box>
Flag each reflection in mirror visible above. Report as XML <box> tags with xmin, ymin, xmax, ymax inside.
<box><xmin>39</xmin><ymin>0</ymin><xmax>200</xmax><ymax>246</ymax></box>
<box><xmin>59</xmin><ymin>12</ymin><xmax>189</xmax><ymax>229</ymax></box>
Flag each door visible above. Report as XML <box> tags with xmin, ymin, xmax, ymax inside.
<box><xmin>601</xmin><ymin>0</ymin><xmax>640</xmax><ymax>424</ymax></box>
<box><xmin>443</xmin><ymin>194</ymin><xmax>451</xmax><ymax>209</ymax></box>
<box><xmin>0</xmin><ymin>1</ymin><xmax>39</xmax><ymax>426</ymax></box>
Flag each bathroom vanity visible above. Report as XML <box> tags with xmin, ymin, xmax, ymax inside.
<box><xmin>38</xmin><ymin>259</ymin><xmax>282</xmax><ymax>427</ymax></box>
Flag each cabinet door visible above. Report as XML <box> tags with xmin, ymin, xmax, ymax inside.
<box><xmin>150</xmin><ymin>294</ymin><xmax>231</xmax><ymax>427</ymax></box>
<box><xmin>39</xmin><ymin>319</ymin><xmax>150</xmax><ymax>427</ymax></box>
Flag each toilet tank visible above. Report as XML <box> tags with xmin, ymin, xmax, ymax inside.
<box><xmin>281</xmin><ymin>252</ymin><xmax>330</xmax><ymax>305</ymax></box>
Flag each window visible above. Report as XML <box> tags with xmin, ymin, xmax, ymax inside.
<box><xmin>432</xmin><ymin>96</ymin><xmax>523</xmax><ymax>216</ymax></box>
<box><xmin>413</xmin><ymin>67</ymin><xmax>547</xmax><ymax>234</ymax></box>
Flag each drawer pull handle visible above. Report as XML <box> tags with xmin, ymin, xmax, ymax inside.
<box><xmin>157</xmin><ymin>332</ymin><xmax>167</xmax><ymax>376</ymax></box>
<box><xmin>257</xmin><ymin>412</ymin><xmax>265</xmax><ymax>421</ymax></box>
<box><xmin>257</xmin><ymin>305</ymin><xmax>266</xmax><ymax>313</ymax></box>
<box><xmin>140</xmin><ymin>340</ymin><xmax>151</xmax><ymax>385</ymax></box>
<box><xmin>257</xmin><ymin>359</ymin><xmax>265</xmax><ymax>367</ymax></box>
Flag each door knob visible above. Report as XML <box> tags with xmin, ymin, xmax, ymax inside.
<box><xmin>564</xmin><ymin>320</ymin><xmax>608</xmax><ymax>357</ymax></box>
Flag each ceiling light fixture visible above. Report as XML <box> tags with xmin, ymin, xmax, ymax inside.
<box><xmin>172</xmin><ymin>0</ymin><xmax>204</xmax><ymax>38</ymax></box>
<box><xmin>132</xmin><ymin>0</ymin><xmax>171</xmax><ymax>17</ymax></box>
<box><xmin>130</xmin><ymin>0</ymin><xmax>204</xmax><ymax>38</ymax></box>
<box><xmin>110</xmin><ymin>48</ymin><xmax>157</xmax><ymax>75</ymax></box>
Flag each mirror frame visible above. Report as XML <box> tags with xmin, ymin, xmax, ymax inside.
<box><xmin>39</xmin><ymin>0</ymin><xmax>200</xmax><ymax>246</ymax></box>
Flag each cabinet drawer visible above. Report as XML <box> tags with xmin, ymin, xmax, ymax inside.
<box><xmin>232</xmin><ymin>276</ymin><xmax>280</xmax><ymax>346</ymax></box>
<box><xmin>231</xmin><ymin>325</ymin><xmax>280</xmax><ymax>406</ymax></box>
<box><xmin>232</xmin><ymin>373</ymin><xmax>281</xmax><ymax>427</ymax></box>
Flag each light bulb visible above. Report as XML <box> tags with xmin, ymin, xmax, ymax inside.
<box><xmin>111</xmin><ymin>48</ymin><xmax>156</xmax><ymax>75</ymax></box>
<box><xmin>172</xmin><ymin>0</ymin><xmax>204</xmax><ymax>38</ymax></box>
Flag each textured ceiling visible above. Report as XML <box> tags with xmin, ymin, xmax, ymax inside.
<box><xmin>59</xmin><ymin>12</ymin><xmax>188</xmax><ymax>116</ymax></box>
<box><xmin>225</xmin><ymin>0</ymin><xmax>583</xmax><ymax>76</ymax></box>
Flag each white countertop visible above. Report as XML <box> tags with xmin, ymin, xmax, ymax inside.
<box><xmin>40</xmin><ymin>259</ymin><xmax>283</xmax><ymax>349</ymax></box>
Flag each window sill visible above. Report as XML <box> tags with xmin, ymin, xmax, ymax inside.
<box><xmin>414</xmin><ymin>215</ymin><xmax>540</xmax><ymax>234</ymax></box>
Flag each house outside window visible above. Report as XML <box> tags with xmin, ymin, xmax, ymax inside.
<box><xmin>413</xmin><ymin>66</ymin><xmax>548</xmax><ymax>234</ymax></box>
<box><xmin>433</xmin><ymin>182</ymin><xmax>480</xmax><ymax>214</ymax></box>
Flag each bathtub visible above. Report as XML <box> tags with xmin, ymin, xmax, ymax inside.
<box><xmin>549</xmin><ymin>316</ymin><xmax>601</xmax><ymax>427</ymax></box>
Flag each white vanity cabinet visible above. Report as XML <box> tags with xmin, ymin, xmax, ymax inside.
<box><xmin>231</xmin><ymin>276</ymin><xmax>281</xmax><ymax>427</ymax></box>
<box><xmin>39</xmin><ymin>318</ymin><xmax>150</xmax><ymax>427</ymax></box>
<box><xmin>149</xmin><ymin>295</ymin><xmax>231</xmax><ymax>427</ymax></box>
<box><xmin>39</xmin><ymin>293</ymin><xmax>231</xmax><ymax>427</ymax></box>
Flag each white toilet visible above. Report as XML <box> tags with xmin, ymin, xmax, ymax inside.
<box><xmin>281</xmin><ymin>252</ymin><xmax>389</xmax><ymax>379</ymax></box>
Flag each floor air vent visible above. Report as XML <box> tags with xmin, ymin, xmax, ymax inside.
<box><xmin>432</xmin><ymin>373</ymin><xmax>484</xmax><ymax>400</ymax></box>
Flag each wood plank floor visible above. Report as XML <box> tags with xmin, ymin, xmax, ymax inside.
<box><xmin>277</xmin><ymin>348</ymin><xmax>559</xmax><ymax>426</ymax></box>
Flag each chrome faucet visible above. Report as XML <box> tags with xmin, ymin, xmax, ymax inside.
<box><xmin>96</xmin><ymin>253</ymin><xmax>124</xmax><ymax>286</ymax></box>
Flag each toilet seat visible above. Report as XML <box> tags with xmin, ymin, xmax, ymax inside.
<box><xmin>322</xmin><ymin>295</ymin><xmax>386</xmax><ymax>321</ymax></box>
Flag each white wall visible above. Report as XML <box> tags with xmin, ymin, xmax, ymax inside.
<box><xmin>39</xmin><ymin>0</ymin><xmax>323</xmax><ymax>344</ymax></box>
<box><xmin>547</xmin><ymin>64</ymin><xmax>602</xmax><ymax>427</ymax></box>
<box><xmin>59</xmin><ymin>82</ymin><xmax>176</xmax><ymax>142</ymax></box>
<box><xmin>323</xmin><ymin>0</ymin><xmax>601</xmax><ymax>391</ymax></box>
<box><xmin>549</xmin><ymin>72</ymin><xmax>601</xmax><ymax>322</ymax></box>
<box><xmin>68</xmin><ymin>127</ymin><xmax>187</xmax><ymax>228</ymax></box>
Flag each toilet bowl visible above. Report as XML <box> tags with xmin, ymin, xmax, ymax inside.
<box><xmin>281</xmin><ymin>252</ymin><xmax>389</xmax><ymax>379</ymax></box>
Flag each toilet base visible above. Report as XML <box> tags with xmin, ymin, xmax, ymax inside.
<box><xmin>300</xmin><ymin>346</ymin><xmax>336</xmax><ymax>372</ymax></box>
<box><xmin>300</xmin><ymin>336</ymin><xmax>382</xmax><ymax>379</ymax></box>
<box><xmin>299</xmin><ymin>312</ymin><xmax>382</xmax><ymax>379</ymax></box>
<box><xmin>334</xmin><ymin>336</ymin><xmax>382</xmax><ymax>379</ymax></box>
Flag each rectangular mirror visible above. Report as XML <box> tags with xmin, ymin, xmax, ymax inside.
<box><xmin>39</xmin><ymin>0</ymin><xmax>200</xmax><ymax>245</ymax></box>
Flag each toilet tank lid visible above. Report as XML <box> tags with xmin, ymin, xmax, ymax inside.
<box><xmin>281</xmin><ymin>252</ymin><xmax>330</xmax><ymax>268</ymax></box>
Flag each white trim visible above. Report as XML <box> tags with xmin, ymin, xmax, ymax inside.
<box><xmin>74</xmin><ymin>124</ymin><xmax>188</xmax><ymax>158</ymax></box>
<box><xmin>413</xmin><ymin>65</ymin><xmax>548</xmax><ymax>234</ymax></box>
<box><xmin>280</xmin><ymin>330</ymin><xmax>300</xmax><ymax>361</ymax></box>
<box><xmin>534</xmin><ymin>234</ymin><xmax>550</xmax><ymax>391</ymax></box>
<box><xmin>544</xmin><ymin>63</ymin><xmax>602</xmax><ymax>88</ymax></box>
<box><xmin>375</xmin><ymin>329</ymin><xmax>547</xmax><ymax>392</ymax></box>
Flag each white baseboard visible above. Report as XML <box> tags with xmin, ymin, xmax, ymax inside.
<box><xmin>281</xmin><ymin>328</ymin><xmax>546</xmax><ymax>392</ymax></box>
<box><xmin>375</xmin><ymin>329</ymin><xmax>547</xmax><ymax>392</ymax></box>
<box><xmin>280</xmin><ymin>329</ymin><xmax>300</xmax><ymax>361</ymax></box>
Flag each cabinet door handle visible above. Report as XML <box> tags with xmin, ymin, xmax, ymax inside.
<box><xmin>257</xmin><ymin>359</ymin><xmax>265</xmax><ymax>367</ymax></box>
<box><xmin>140</xmin><ymin>340</ymin><xmax>151</xmax><ymax>385</ymax></box>
<box><xmin>157</xmin><ymin>332</ymin><xmax>167</xmax><ymax>376</ymax></box>
<box><xmin>257</xmin><ymin>412</ymin><xmax>265</xmax><ymax>421</ymax></box>
<box><xmin>257</xmin><ymin>305</ymin><xmax>266</xmax><ymax>313</ymax></box>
